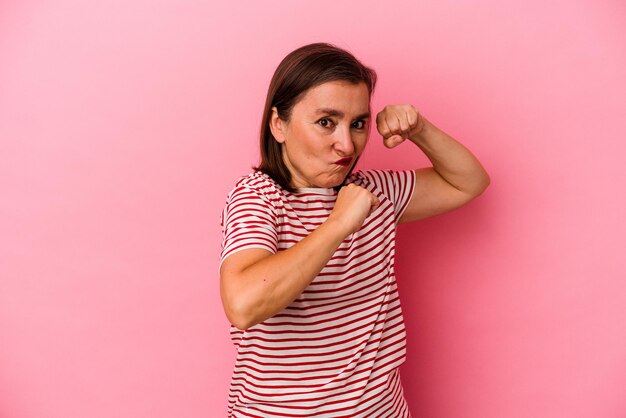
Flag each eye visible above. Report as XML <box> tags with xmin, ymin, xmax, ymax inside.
<box><xmin>318</xmin><ymin>118</ymin><xmax>334</xmax><ymax>129</ymax></box>
<box><xmin>352</xmin><ymin>120</ymin><xmax>366</xmax><ymax>129</ymax></box>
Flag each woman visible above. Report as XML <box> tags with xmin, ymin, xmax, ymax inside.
<box><xmin>219</xmin><ymin>42</ymin><xmax>490</xmax><ymax>417</ymax></box>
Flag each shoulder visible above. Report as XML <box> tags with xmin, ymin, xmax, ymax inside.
<box><xmin>348</xmin><ymin>168</ymin><xmax>397</xmax><ymax>191</ymax></box>
<box><xmin>349</xmin><ymin>168</ymin><xmax>415</xmax><ymax>186</ymax></box>
<box><xmin>349</xmin><ymin>168</ymin><xmax>390</xmax><ymax>182</ymax></box>
<box><xmin>224</xmin><ymin>170</ymin><xmax>283</xmax><ymax>209</ymax></box>
<box><xmin>348</xmin><ymin>168</ymin><xmax>416</xmax><ymax>204</ymax></box>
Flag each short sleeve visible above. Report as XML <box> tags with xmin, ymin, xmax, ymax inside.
<box><xmin>219</xmin><ymin>184</ymin><xmax>278</xmax><ymax>273</ymax></box>
<box><xmin>355</xmin><ymin>169</ymin><xmax>416</xmax><ymax>224</ymax></box>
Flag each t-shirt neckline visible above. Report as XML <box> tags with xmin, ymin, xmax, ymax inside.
<box><xmin>292</xmin><ymin>187</ymin><xmax>337</xmax><ymax>195</ymax></box>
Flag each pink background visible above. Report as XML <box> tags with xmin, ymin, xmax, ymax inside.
<box><xmin>1</xmin><ymin>1</ymin><xmax>625</xmax><ymax>417</ymax></box>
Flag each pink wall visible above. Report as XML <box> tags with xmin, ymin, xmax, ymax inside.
<box><xmin>1</xmin><ymin>1</ymin><xmax>625</xmax><ymax>417</ymax></box>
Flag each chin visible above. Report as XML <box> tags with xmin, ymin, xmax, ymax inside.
<box><xmin>326</xmin><ymin>175</ymin><xmax>348</xmax><ymax>188</ymax></box>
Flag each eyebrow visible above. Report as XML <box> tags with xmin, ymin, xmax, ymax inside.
<box><xmin>314</xmin><ymin>108</ymin><xmax>371</xmax><ymax>120</ymax></box>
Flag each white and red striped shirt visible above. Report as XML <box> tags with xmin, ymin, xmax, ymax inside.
<box><xmin>219</xmin><ymin>168</ymin><xmax>416</xmax><ymax>417</ymax></box>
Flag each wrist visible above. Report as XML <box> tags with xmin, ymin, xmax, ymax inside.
<box><xmin>408</xmin><ymin>114</ymin><xmax>435</xmax><ymax>145</ymax></box>
<box><xmin>323</xmin><ymin>214</ymin><xmax>352</xmax><ymax>239</ymax></box>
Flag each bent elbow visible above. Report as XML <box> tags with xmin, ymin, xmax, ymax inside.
<box><xmin>479</xmin><ymin>173</ymin><xmax>491</xmax><ymax>194</ymax></box>
<box><xmin>230</xmin><ymin>317</ymin><xmax>253</xmax><ymax>331</ymax></box>
<box><xmin>221</xmin><ymin>293</ymin><xmax>259</xmax><ymax>331</ymax></box>
<box><xmin>459</xmin><ymin>174</ymin><xmax>490</xmax><ymax>205</ymax></box>
<box><xmin>471</xmin><ymin>172</ymin><xmax>491</xmax><ymax>197</ymax></box>
<box><xmin>228</xmin><ymin>306</ymin><xmax>260</xmax><ymax>331</ymax></box>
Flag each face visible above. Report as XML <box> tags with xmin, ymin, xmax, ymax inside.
<box><xmin>270</xmin><ymin>80</ymin><xmax>371</xmax><ymax>189</ymax></box>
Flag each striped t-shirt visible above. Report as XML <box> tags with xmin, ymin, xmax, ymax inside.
<box><xmin>219</xmin><ymin>168</ymin><xmax>416</xmax><ymax>417</ymax></box>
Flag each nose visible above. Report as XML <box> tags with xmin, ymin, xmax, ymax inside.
<box><xmin>333</xmin><ymin>125</ymin><xmax>355</xmax><ymax>156</ymax></box>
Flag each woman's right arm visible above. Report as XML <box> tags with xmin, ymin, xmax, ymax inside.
<box><xmin>219</xmin><ymin>184</ymin><xmax>379</xmax><ymax>330</ymax></box>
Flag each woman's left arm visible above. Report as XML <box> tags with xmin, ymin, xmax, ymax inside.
<box><xmin>376</xmin><ymin>104</ymin><xmax>491</xmax><ymax>223</ymax></box>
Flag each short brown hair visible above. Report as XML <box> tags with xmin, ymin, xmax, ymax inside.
<box><xmin>254</xmin><ymin>42</ymin><xmax>377</xmax><ymax>193</ymax></box>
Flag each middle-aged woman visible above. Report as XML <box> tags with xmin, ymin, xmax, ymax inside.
<box><xmin>219</xmin><ymin>42</ymin><xmax>490</xmax><ymax>417</ymax></box>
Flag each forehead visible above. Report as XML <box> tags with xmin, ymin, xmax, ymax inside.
<box><xmin>295</xmin><ymin>81</ymin><xmax>370</xmax><ymax>116</ymax></box>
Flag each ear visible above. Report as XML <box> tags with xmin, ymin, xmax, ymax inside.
<box><xmin>269</xmin><ymin>107</ymin><xmax>286</xmax><ymax>144</ymax></box>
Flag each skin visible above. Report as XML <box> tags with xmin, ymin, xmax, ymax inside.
<box><xmin>269</xmin><ymin>80</ymin><xmax>372</xmax><ymax>189</ymax></box>
<box><xmin>220</xmin><ymin>80</ymin><xmax>491</xmax><ymax>329</ymax></box>
<box><xmin>375</xmin><ymin>104</ymin><xmax>491</xmax><ymax>223</ymax></box>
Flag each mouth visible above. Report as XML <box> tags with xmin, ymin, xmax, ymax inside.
<box><xmin>335</xmin><ymin>157</ymin><xmax>353</xmax><ymax>167</ymax></box>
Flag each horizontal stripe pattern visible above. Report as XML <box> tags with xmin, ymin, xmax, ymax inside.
<box><xmin>219</xmin><ymin>169</ymin><xmax>416</xmax><ymax>417</ymax></box>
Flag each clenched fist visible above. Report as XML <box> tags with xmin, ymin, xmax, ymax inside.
<box><xmin>328</xmin><ymin>184</ymin><xmax>380</xmax><ymax>236</ymax></box>
<box><xmin>375</xmin><ymin>104</ymin><xmax>425</xmax><ymax>148</ymax></box>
